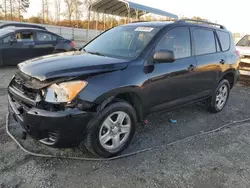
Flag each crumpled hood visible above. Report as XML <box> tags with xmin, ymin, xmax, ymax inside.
<box><xmin>18</xmin><ymin>51</ymin><xmax>128</xmax><ymax>81</ymax></box>
<box><xmin>236</xmin><ymin>46</ymin><xmax>250</xmax><ymax>56</ymax></box>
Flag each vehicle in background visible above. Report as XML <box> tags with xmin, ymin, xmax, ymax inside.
<box><xmin>0</xmin><ymin>23</ymin><xmax>75</xmax><ymax>66</ymax></box>
<box><xmin>236</xmin><ymin>35</ymin><xmax>250</xmax><ymax>77</ymax></box>
<box><xmin>8</xmin><ymin>19</ymin><xmax>240</xmax><ymax>158</ymax></box>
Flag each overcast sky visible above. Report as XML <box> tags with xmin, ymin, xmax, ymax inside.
<box><xmin>25</xmin><ymin>0</ymin><xmax>249</xmax><ymax>34</ymax></box>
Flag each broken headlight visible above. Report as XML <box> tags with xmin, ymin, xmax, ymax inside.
<box><xmin>44</xmin><ymin>81</ymin><xmax>88</xmax><ymax>103</ymax></box>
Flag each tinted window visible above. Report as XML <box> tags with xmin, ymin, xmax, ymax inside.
<box><xmin>156</xmin><ymin>27</ymin><xmax>191</xmax><ymax>59</ymax></box>
<box><xmin>52</xmin><ymin>35</ymin><xmax>58</xmax><ymax>41</ymax></box>
<box><xmin>217</xmin><ymin>31</ymin><xmax>230</xmax><ymax>51</ymax></box>
<box><xmin>237</xmin><ymin>35</ymin><xmax>250</xmax><ymax>47</ymax></box>
<box><xmin>36</xmin><ymin>32</ymin><xmax>55</xmax><ymax>41</ymax></box>
<box><xmin>193</xmin><ymin>29</ymin><xmax>216</xmax><ymax>55</ymax></box>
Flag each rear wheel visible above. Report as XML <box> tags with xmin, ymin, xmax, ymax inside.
<box><xmin>206</xmin><ymin>79</ymin><xmax>230</xmax><ymax>113</ymax></box>
<box><xmin>84</xmin><ymin>101</ymin><xmax>136</xmax><ymax>158</ymax></box>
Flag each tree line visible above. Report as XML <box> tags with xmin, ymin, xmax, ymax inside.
<box><xmin>0</xmin><ymin>0</ymin><xmax>29</xmax><ymax>20</ymax></box>
<box><xmin>0</xmin><ymin>0</ymin><xmax>175</xmax><ymax>30</ymax></box>
<box><xmin>0</xmin><ymin>0</ymin><xmax>105</xmax><ymax>29</ymax></box>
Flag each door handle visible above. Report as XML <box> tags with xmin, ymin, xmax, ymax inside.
<box><xmin>187</xmin><ymin>64</ymin><xmax>196</xmax><ymax>72</ymax></box>
<box><xmin>220</xmin><ymin>59</ymin><xmax>226</xmax><ymax>65</ymax></box>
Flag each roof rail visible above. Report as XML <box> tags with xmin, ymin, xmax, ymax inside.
<box><xmin>175</xmin><ymin>19</ymin><xmax>226</xmax><ymax>30</ymax></box>
<box><xmin>0</xmin><ymin>23</ymin><xmax>47</xmax><ymax>30</ymax></box>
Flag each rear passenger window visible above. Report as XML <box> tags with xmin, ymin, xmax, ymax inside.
<box><xmin>217</xmin><ymin>31</ymin><xmax>230</xmax><ymax>51</ymax></box>
<box><xmin>156</xmin><ymin>27</ymin><xmax>191</xmax><ymax>59</ymax></box>
<box><xmin>36</xmin><ymin>32</ymin><xmax>54</xmax><ymax>41</ymax></box>
<box><xmin>52</xmin><ymin>35</ymin><xmax>58</xmax><ymax>41</ymax></box>
<box><xmin>193</xmin><ymin>29</ymin><xmax>216</xmax><ymax>55</ymax></box>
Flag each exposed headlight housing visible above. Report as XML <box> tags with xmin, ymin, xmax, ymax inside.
<box><xmin>44</xmin><ymin>81</ymin><xmax>87</xmax><ymax>103</ymax></box>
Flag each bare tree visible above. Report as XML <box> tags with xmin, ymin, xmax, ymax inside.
<box><xmin>1</xmin><ymin>0</ymin><xmax>8</xmax><ymax>19</ymax></box>
<box><xmin>44</xmin><ymin>0</ymin><xmax>49</xmax><ymax>22</ymax></box>
<box><xmin>55</xmin><ymin>0</ymin><xmax>62</xmax><ymax>23</ymax></box>
<box><xmin>9</xmin><ymin>0</ymin><xmax>12</xmax><ymax>20</ymax></box>
<box><xmin>0</xmin><ymin>0</ymin><xmax>6</xmax><ymax>19</ymax></box>
<box><xmin>41</xmin><ymin>0</ymin><xmax>49</xmax><ymax>23</ymax></box>
<box><xmin>83</xmin><ymin>0</ymin><xmax>95</xmax><ymax>20</ymax></box>
<box><xmin>64</xmin><ymin>0</ymin><xmax>82</xmax><ymax>26</ymax></box>
<box><xmin>74</xmin><ymin>0</ymin><xmax>82</xmax><ymax>21</ymax></box>
<box><xmin>41</xmin><ymin>0</ymin><xmax>44</xmax><ymax>23</ymax></box>
<box><xmin>17</xmin><ymin>0</ymin><xmax>30</xmax><ymax>20</ymax></box>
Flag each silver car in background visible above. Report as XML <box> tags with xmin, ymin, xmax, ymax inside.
<box><xmin>236</xmin><ymin>35</ymin><xmax>250</xmax><ymax>77</ymax></box>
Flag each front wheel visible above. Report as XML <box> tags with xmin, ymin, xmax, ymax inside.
<box><xmin>84</xmin><ymin>101</ymin><xmax>137</xmax><ymax>158</ymax></box>
<box><xmin>206</xmin><ymin>79</ymin><xmax>230</xmax><ymax>113</ymax></box>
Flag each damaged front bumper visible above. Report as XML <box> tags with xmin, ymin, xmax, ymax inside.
<box><xmin>8</xmin><ymin>87</ymin><xmax>95</xmax><ymax>148</ymax></box>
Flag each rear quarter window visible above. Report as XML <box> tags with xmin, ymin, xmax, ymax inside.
<box><xmin>216</xmin><ymin>31</ymin><xmax>230</xmax><ymax>51</ymax></box>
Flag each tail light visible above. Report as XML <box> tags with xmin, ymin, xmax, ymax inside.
<box><xmin>70</xmin><ymin>41</ymin><xmax>75</xmax><ymax>48</ymax></box>
<box><xmin>235</xmin><ymin>50</ymin><xmax>241</xmax><ymax>57</ymax></box>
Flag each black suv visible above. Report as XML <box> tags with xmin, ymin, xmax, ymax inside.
<box><xmin>8</xmin><ymin>19</ymin><xmax>240</xmax><ymax>158</ymax></box>
<box><xmin>0</xmin><ymin>23</ymin><xmax>75</xmax><ymax>66</ymax></box>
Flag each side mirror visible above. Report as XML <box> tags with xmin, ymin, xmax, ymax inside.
<box><xmin>153</xmin><ymin>50</ymin><xmax>175</xmax><ymax>63</ymax></box>
<box><xmin>9</xmin><ymin>38</ymin><xmax>17</xmax><ymax>45</ymax></box>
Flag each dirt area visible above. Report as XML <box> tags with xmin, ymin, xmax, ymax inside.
<box><xmin>1</xmin><ymin>67</ymin><xmax>250</xmax><ymax>188</ymax></box>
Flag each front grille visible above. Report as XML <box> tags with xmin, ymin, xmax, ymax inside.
<box><xmin>12</xmin><ymin>77</ymin><xmax>38</xmax><ymax>101</ymax></box>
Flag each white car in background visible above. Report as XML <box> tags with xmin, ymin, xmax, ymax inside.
<box><xmin>236</xmin><ymin>35</ymin><xmax>250</xmax><ymax>77</ymax></box>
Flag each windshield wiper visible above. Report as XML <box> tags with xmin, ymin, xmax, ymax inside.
<box><xmin>86</xmin><ymin>51</ymin><xmax>106</xmax><ymax>57</ymax></box>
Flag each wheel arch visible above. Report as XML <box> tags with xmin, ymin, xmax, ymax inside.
<box><xmin>219</xmin><ymin>69</ymin><xmax>236</xmax><ymax>89</ymax></box>
<box><xmin>95</xmin><ymin>89</ymin><xmax>144</xmax><ymax>123</ymax></box>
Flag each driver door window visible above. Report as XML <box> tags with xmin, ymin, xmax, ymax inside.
<box><xmin>15</xmin><ymin>31</ymin><xmax>34</xmax><ymax>42</ymax></box>
<box><xmin>155</xmin><ymin>27</ymin><xmax>191</xmax><ymax>59</ymax></box>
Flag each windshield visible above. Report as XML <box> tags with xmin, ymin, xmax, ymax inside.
<box><xmin>237</xmin><ymin>35</ymin><xmax>250</xmax><ymax>47</ymax></box>
<box><xmin>83</xmin><ymin>26</ymin><xmax>160</xmax><ymax>59</ymax></box>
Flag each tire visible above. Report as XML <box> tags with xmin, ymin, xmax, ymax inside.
<box><xmin>206</xmin><ymin>79</ymin><xmax>230</xmax><ymax>113</ymax></box>
<box><xmin>84</xmin><ymin>101</ymin><xmax>137</xmax><ymax>158</ymax></box>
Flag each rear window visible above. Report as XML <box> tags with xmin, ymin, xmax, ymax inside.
<box><xmin>193</xmin><ymin>29</ymin><xmax>216</xmax><ymax>55</ymax></box>
<box><xmin>217</xmin><ymin>31</ymin><xmax>230</xmax><ymax>51</ymax></box>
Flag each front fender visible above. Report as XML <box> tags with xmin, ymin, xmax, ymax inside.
<box><xmin>93</xmin><ymin>85</ymin><xmax>143</xmax><ymax>104</ymax></box>
<box><xmin>78</xmin><ymin>65</ymin><xmax>147</xmax><ymax>104</ymax></box>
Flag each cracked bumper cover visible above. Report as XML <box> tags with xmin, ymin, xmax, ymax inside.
<box><xmin>8</xmin><ymin>94</ymin><xmax>95</xmax><ymax>147</ymax></box>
